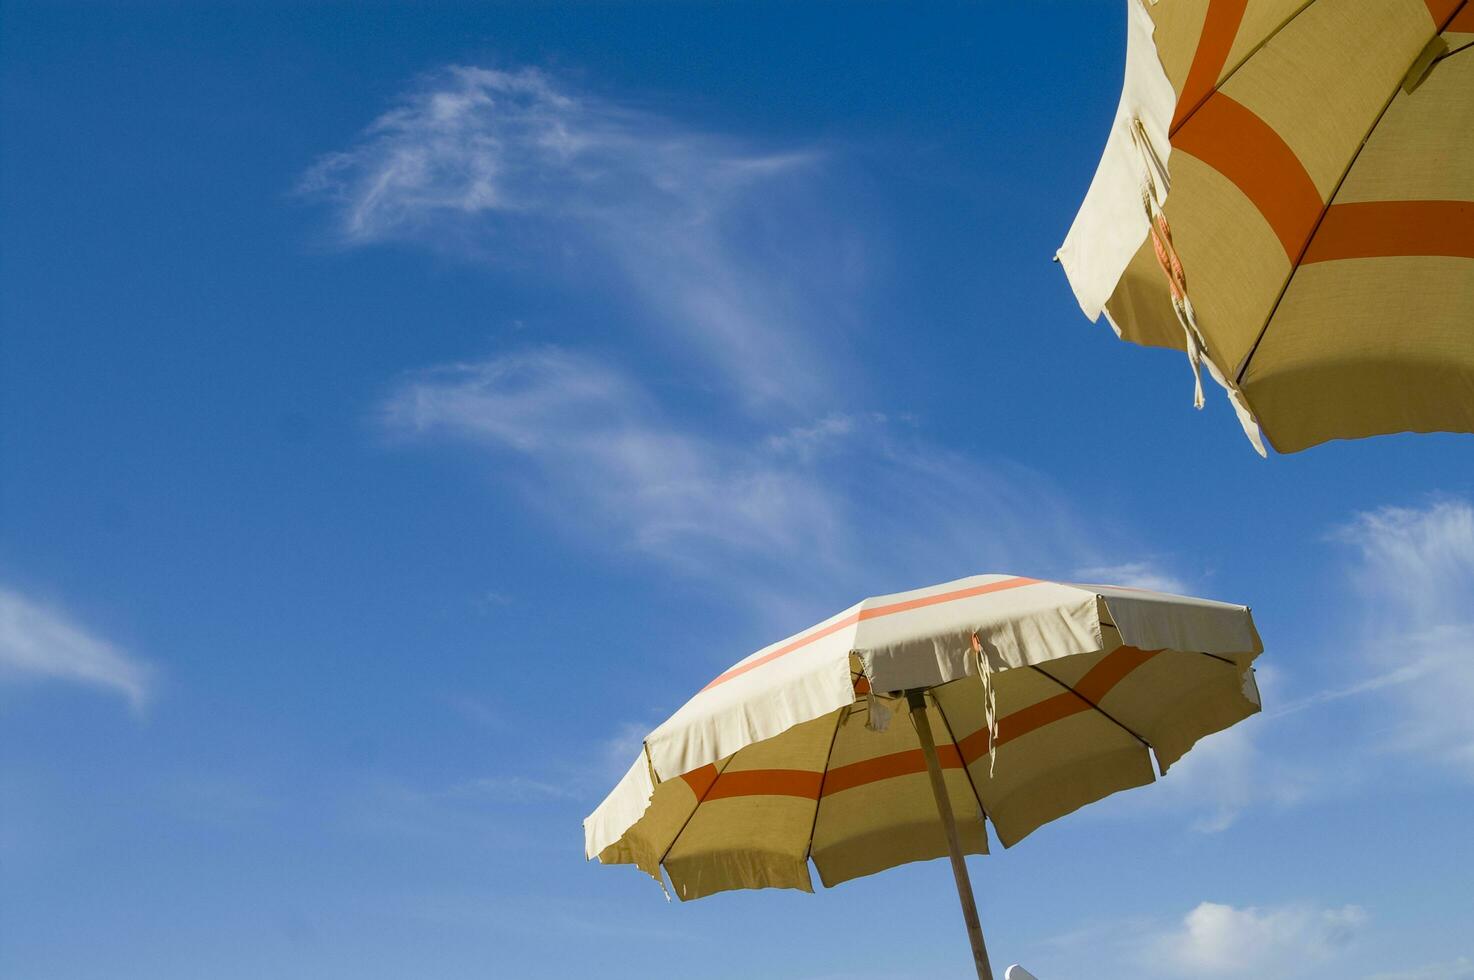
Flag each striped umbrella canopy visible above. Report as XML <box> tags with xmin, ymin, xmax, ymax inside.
<box><xmin>585</xmin><ymin>574</ymin><xmax>1264</xmax><ymax>980</ymax></box>
<box><xmin>1057</xmin><ymin>0</ymin><xmax>1474</xmax><ymax>455</ymax></box>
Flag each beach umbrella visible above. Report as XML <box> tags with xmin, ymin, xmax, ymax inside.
<box><xmin>584</xmin><ymin>574</ymin><xmax>1263</xmax><ymax>980</ymax></box>
<box><xmin>1056</xmin><ymin>1</ymin><xmax>1474</xmax><ymax>455</ymax></box>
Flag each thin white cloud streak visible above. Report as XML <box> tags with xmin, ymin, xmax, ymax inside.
<box><xmin>1072</xmin><ymin>560</ymin><xmax>1189</xmax><ymax>595</ymax></box>
<box><xmin>1115</xmin><ymin>499</ymin><xmax>1474</xmax><ymax>831</ymax></box>
<box><xmin>1079</xmin><ymin>499</ymin><xmax>1474</xmax><ymax>833</ymax></box>
<box><xmin>327</xmin><ymin>63</ymin><xmax>1178</xmax><ymax>696</ymax></box>
<box><xmin>315</xmin><ymin>65</ymin><xmax>1121</xmax><ymax>616</ymax></box>
<box><xmin>1266</xmin><ymin>658</ymin><xmax>1434</xmax><ymax>720</ymax></box>
<box><xmin>382</xmin><ymin>347</ymin><xmax>1100</xmax><ymax>610</ymax></box>
<box><xmin>1068</xmin><ymin>665</ymin><xmax>1326</xmax><ymax>834</ymax></box>
<box><xmin>1150</xmin><ymin>720</ymin><xmax>1313</xmax><ymax>833</ymax></box>
<box><xmin>302</xmin><ymin>66</ymin><xmax>853</xmax><ymax>411</ymax></box>
<box><xmin>1329</xmin><ymin>499</ymin><xmax>1474</xmax><ymax>776</ymax></box>
<box><xmin>1148</xmin><ymin>901</ymin><xmax>1367</xmax><ymax>977</ymax></box>
<box><xmin>599</xmin><ymin>720</ymin><xmax>653</xmax><ymax>783</ymax></box>
<box><xmin>383</xmin><ymin>348</ymin><xmax>845</xmax><ymax>572</ymax></box>
<box><xmin>0</xmin><ymin>586</ymin><xmax>153</xmax><ymax>711</ymax></box>
<box><xmin>1084</xmin><ymin>722</ymin><xmax>1316</xmax><ymax>835</ymax></box>
<box><xmin>1337</xmin><ymin>501</ymin><xmax>1474</xmax><ymax>624</ymax></box>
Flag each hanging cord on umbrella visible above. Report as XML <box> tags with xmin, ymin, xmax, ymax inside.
<box><xmin>1149</xmin><ymin>204</ymin><xmax>1208</xmax><ymax>409</ymax></box>
<box><xmin>970</xmin><ymin>633</ymin><xmax>999</xmax><ymax>778</ymax></box>
<box><xmin>852</xmin><ymin>669</ymin><xmax>892</xmax><ymax>733</ymax></box>
<box><xmin>865</xmin><ymin>686</ymin><xmax>892</xmax><ymax>733</ymax></box>
<box><xmin>1131</xmin><ymin>117</ymin><xmax>1207</xmax><ymax>410</ymax></box>
<box><xmin>1129</xmin><ymin>117</ymin><xmax>1268</xmax><ymax>456</ymax></box>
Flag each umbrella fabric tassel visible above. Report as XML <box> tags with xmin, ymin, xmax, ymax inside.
<box><xmin>1129</xmin><ymin>115</ymin><xmax>1267</xmax><ymax>455</ymax></box>
<box><xmin>865</xmin><ymin>687</ymin><xmax>892</xmax><ymax>733</ymax></box>
<box><xmin>908</xmin><ymin>689</ymin><xmax>995</xmax><ymax>980</ymax></box>
<box><xmin>970</xmin><ymin>633</ymin><xmax>999</xmax><ymax>779</ymax></box>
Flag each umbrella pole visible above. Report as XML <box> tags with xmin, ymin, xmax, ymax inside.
<box><xmin>908</xmin><ymin>689</ymin><xmax>995</xmax><ymax>980</ymax></box>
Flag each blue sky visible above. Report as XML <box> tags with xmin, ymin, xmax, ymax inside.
<box><xmin>3</xmin><ymin>3</ymin><xmax>1473</xmax><ymax>978</ymax></box>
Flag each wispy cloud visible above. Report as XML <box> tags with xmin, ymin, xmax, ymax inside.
<box><xmin>382</xmin><ymin>347</ymin><xmax>1098</xmax><ymax>612</ymax></box>
<box><xmin>1147</xmin><ymin>901</ymin><xmax>1367</xmax><ymax>977</ymax></box>
<box><xmin>1068</xmin><ymin>663</ymin><xmax>1326</xmax><ymax>834</ymax></box>
<box><xmin>0</xmin><ymin>586</ymin><xmax>154</xmax><ymax>711</ymax></box>
<box><xmin>599</xmin><ymin>720</ymin><xmax>653</xmax><ymax>783</ymax></box>
<box><xmin>1086</xmin><ymin>716</ymin><xmax>1320</xmax><ymax>835</ymax></box>
<box><xmin>1266</xmin><ymin>660</ymin><xmax>1431</xmax><ymax>720</ymax></box>
<box><xmin>302</xmin><ymin>65</ymin><xmax>855</xmax><ymax>411</ymax></box>
<box><xmin>383</xmin><ymin>347</ymin><xmax>845</xmax><ymax>573</ymax></box>
<box><xmin>1329</xmin><ymin>499</ymin><xmax>1474</xmax><ymax>775</ymax></box>
<box><xmin>319</xmin><ymin>65</ymin><xmax>1158</xmax><ymax>640</ymax></box>
<box><xmin>1081</xmin><ymin>500</ymin><xmax>1474</xmax><ymax>834</ymax></box>
<box><xmin>1146</xmin><ymin>719</ymin><xmax>1315</xmax><ymax>833</ymax></box>
<box><xmin>1037</xmin><ymin>900</ymin><xmax>1371</xmax><ymax>979</ymax></box>
<box><xmin>1337</xmin><ymin>500</ymin><xmax>1474</xmax><ymax>623</ymax></box>
<box><xmin>1072</xmin><ymin>560</ymin><xmax>1189</xmax><ymax>595</ymax></box>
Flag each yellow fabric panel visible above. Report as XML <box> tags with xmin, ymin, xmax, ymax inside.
<box><xmin>1226</xmin><ymin>1</ymin><xmax>1325</xmax><ymax>73</ymax></box>
<box><xmin>1336</xmin><ymin>50</ymin><xmax>1474</xmax><ymax>204</ymax></box>
<box><xmin>823</xmin><ymin>694</ymin><xmax>947</xmax><ymax>770</ymax></box>
<box><xmin>1150</xmin><ymin>152</ymin><xmax>1292</xmax><ymax>370</ymax></box>
<box><xmin>1103</xmin><ymin>150</ymin><xmax>1294</xmax><ymax>369</ymax></box>
<box><xmin>810</xmin><ymin>698</ymin><xmax>987</xmax><ymax>889</ymax></box>
<box><xmin>1146</xmin><ymin>0</ymin><xmax>1212</xmax><ymax>97</ymax></box>
<box><xmin>984</xmin><ymin>708</ymin><xmax>1152</xmax><ymax>849</ymax></box>
<box><xmin>1104</xmin><ymin>234</ymin><xmax>1190</xmax><ymax>352</ymax></box>
<box><xmin>1218</xmin><ymin>0</ymin><xmax>1428</xmax><ymax>197</ymax></box>
<box><xmin>810</xmin><ymin>776</ymin><xmax>988</xmax><ymax>888</ymax></box>
<box><xmin>991</xmin><ymin>745</ymin><xmax>1155</xmax><ymax>849</ymax></box>
<box><xmin>1113</xmin><ymin>0</ymin><xmax>1450</xmax><ymax>392</ymax></box>
<box><xmin>1021</xmin><ymin>647</ymin><xmax>1108</xmax><ymax>688</ymax></box>
<box><xmin>1093</xmin><ymin>650</ymin><xmax>1260</xmax><ymax>772</ymax></box>
<box><xmin>1243</xmin><ymin>255</ymin><xmax>1474</xmax><ymax>451</ymax></box>
<box><xmin>933</xmin><ymin>667</ymin><xmax>1154</xmax><ymax>848</ymax></box>
<box><xmin>662</xmin><ymin>710</ymin><xmax>838</xmax><ymax>900</ymax></box>
<box><xmin>597</xmin><ymin>772</ymin><xmax>704</xmax><ymax>880</ymax></box>
<box><xmin>719</xmin><ymin>708</ymin><xmax>838</xmax><ymax>774</ymax></box>
<box><xmin>1147</xmin><ymin>0</ymin><xmax>1398</xmax><ymax>131</ymax></box>
<box><xmin>664</xmin><ymin>794</ymin><xmax>820</xmax><ymax>900</ymax></box>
